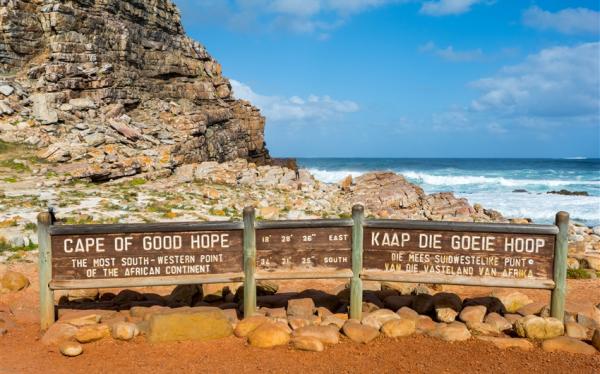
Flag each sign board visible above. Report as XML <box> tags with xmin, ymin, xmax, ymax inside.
<box><xmin>36</xmin><ymin>207</ymin><xmax>569</xmax><ymax>330</ymax></box>
<box><xmin>48</xmin><ymin>222</ymin><xmax>243</xmax><ymax>288</ymax></box>
<box><xmin>255</xmin><ymin>221</ymin><xmax>353</xmax><ymax>278</ymax></box>
<box><xmin>362</xmin><ymin>221</ymin><xmax>558</xmax><ymax>289</ymax></box>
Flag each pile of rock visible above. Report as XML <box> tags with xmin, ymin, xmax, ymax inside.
<box><xmin>44</xmin><ymin>282</ymin><xmax>600</xmax><ymax>356</ymax></box>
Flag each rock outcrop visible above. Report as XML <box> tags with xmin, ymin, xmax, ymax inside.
<box><xmin>0</xmin><ymin>0</ymin><xmax>269</xmax><ymax>180</ymax></box>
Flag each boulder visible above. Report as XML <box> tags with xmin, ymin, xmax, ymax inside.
<box><xmin>291</xmin><ymin>336</ymin><xmax>324</xmax><ymax>352</ymax></box>
<box><xmin>565</xmin><ymin>322</ymin><xmax>588</xmax><ymax>340</ymax></box>
<box><xmin>293</xmin><ymin>325</ymin><xmax>340</xmax><ymax>345</ymax></box>
<box><xmin>466</xmin><ymin>322</ymin><xmax>499</xmax><ymax>336</ymax></box>
<box><xmin>415</xmin><ymin>316</ymin><xmax>438</xmax><ymax>334</ymax></box>
<box><xmin>41</xmin><ymin>323</ymin><xmax>78</xmax><ymax>346</ymax></box>
<box><xmin>397</xmin><ymin>307</ymin><xmax>419</xmax><ymax>320</ymax></box>
<box><xmin>542</xmin><ymin>336</ymin><xmax>597</xmax><ymax>355</ymax></box>
<box><xmin>462</xmin><ymin>297</ymin><xmax>506</xmax><ymax>315</ymax></box>
<box><xmin>484</xmin><ymin>313</ymin><xmax>512</xmax><ymax>332</ymax></box>
<box><xmin>321</xmin><ymin>315</ymin><xmax>346</xmax><ymax>330</ymax></box>
<box><xmin>288</xmin><ymin>317</ymin><xmax>315</xmax><ymax>330</ymax></box>
<box><xmin>381</xmin><ymin>318</ymin><xmax>416</xmax><ymax>338</ymax></box>
<box><xmin>168</xmin><ymin>284</ymin><xmax>203</xmax><ymax>306</ymax></box>
<box><xmin>0</xmin><ymin>85</ymin><xmax>14</xmax><ymax>96</ymax></box>
<box><xmin>1</xmin><ymin>271</ymin><xmax>29</xmax><ymax>292</ymax></box>
<box><xmin>342</xmin><ymin>321</ymin><xmax>379</xmax><ymax>344</ymax></box>
<box><xmin>592</xmin><ymin>329</ymin><xmax>600</xmax><ymax>351</ymax></box>
<box><xmin>435</xmin><ymin>308</ymin><xmax>458</xmax><ymax>323</ymax></box>
<box><xmin>493</xmin><ymin>291</ymin><xmax>532</xmax><ymax>313</ymax></box>
<box><xmin>75</xmin><ymin>324</ymin><xmax>110</xmax><ymax>343</ymax></box>
<box><xmin>247</xmin><ymin>322</ymin><xmax>291</xmax><ymax>348</ymax></box>
<box><xmin>234</xmin><ymin>315</ymin><xmax>269</xmax><ymax>338</ymax></box>
<box><xmin>361</xmin><ymin>309</ymin><xmax>400</xmax><ymax>330</ymax></box>
<box><xmin>411</xmin><ymin>294</ymin><xmax>434</xmax><ymax>315</ymax></box>
<box><xmin>432</xmin><ymin>292</ymin><xmax>462</xmax><ymax>312</ymax></box>
<box><xmin>148</xmin><ymin>309</ymin><xmax>232</xmax><ymax>343</ymax></box>
<box><xmin>459</xmin><ymin>306</ymin><xmax>487</xmax><ymax>324</ymax></box>
<box><xmin>383</xmin><ymin>295</ymin><xmax>414</xmax><ymax>311</ymax></box>
<box><xmin>516</xmin><ymin>302</ymin><xmax>548</xmax><ymax>317</ymax></box>
<box><xmin>111</xmin><ymin>322</ymin><xmax>139</xmax><ymax>341</ymax></box>
<box><xmin>476</xmin><ymin>336</ymin><xmax>533</xmax><ymax>351</ymax></box>
<box><xmin>59</xmin><ymin>341</ymin><xmax>83</xmax><ymax>357</ymax></box>
<box><xmin>428</xmin><ymin>322</ymin><xmax>471</xmax><ymax>342</ymax></box>
<box><xmin>287</xmin><ymin>298</ymin><xmax>315</xmax><ymax>318</ymax></box>
<box><xmin>515</xmin><ymin>316</ymin><xmax>564</xmax><ymax>340</ymax></box>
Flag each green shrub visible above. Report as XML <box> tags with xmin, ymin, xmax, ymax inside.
<box><xmin>567</xmin><ymin>268</ymin><xmax>592</xmax><ymax>279</ymax></box>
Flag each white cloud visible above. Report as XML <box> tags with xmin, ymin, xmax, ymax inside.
<box><xmin>230</xmin><ymin>80</ymin><xmax>359</xmax><ymax>122</ymax></box>
<box><xmin>419</xmin><ymin>41</ymin><xmax>483</xmax><ymax>61</ymax></box>
<box><xmin>420</xmin><ymin>0</ymin><xmax>482</xmax><ymax>16</ymax></box>
<box><xmin>523</xmin><ymin>6</ymin><xmax>600</xmax><ymax>35</ymax></box>
<box><xmin>470</xmin><ymin>42</ymin><xmax>599</xmax><ymax>123</ymax></box>
<box><xmin>176</xmin><ymin>0</ymin><xmax>405</xmax><ymax>36</ymax></box>
<box><xmin>430</xmin><ymin>42</ymin><xmax>599</xmax><ymax>132</ymax></box>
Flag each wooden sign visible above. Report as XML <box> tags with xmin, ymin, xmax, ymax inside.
<box><xmin>255</xmin><ymin>221</ymin><xmax>352</xmax><ymax>278</ymax></box>
<box><xmin>362</xmin><ymin>221</ymin><xmax>559</xmax><ymax>289</ymax></box>
<box><xmin>49</xmin><ymin>222</ymin><xmax>243</xmax><ymax>286</ymax></box>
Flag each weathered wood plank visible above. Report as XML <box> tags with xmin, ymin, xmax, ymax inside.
<box><xmin>255</xmin><ymin>270</ymin><xmax>353</xmax><ymax>280</ymax></box>
<box><xmin>365</xmin><ymin>219</ymin><xmax>558</xmax><ymax>235</ymax></box>
<box><xmin>256</xmin><ymin>219</ymin><xmax>353</xmax><ymax>229</ymax></box>
<box><xmin>361</xmin><ymin>271</ymin><xmax>556</xmax><ymax>290</ymax></box>
<box><xmin>243</xmin><ymin>207</ymin><xmax>257</xmax><ymax>318</ymax></box>
<box><xmin>50</xmin><ymin>272</ymin><xmax>245</xmax><ymax>290</ymax></box>
<box><xmin>50</xmin><ymin>221</ymin><xmax>244</xmax><ymax>235</ymax></box>
<box><xmin>350</xmin><ymin>205</ymin><xmax>364</xmax><ymax>320</ymax></box>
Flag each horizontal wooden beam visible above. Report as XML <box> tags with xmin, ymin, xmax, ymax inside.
<box><xmin>50</xmin><ymin>272</ymin><xmax>244</xmax><ymax>290</ymax></box>
<box><xmin>361</xmin><ymin>271</ymin><xmax>555</xmax><ymax>290</ymax></box>
<box><xmin>256</xmin><ymin>219</ymin><xmax>353</xmax><ymax>230</ymax></box>
<box><xmin>364</xmin><ymin>219</ymin><xmax>558</xmax><ymax>235</ymax></box>
<box><xmin>256</xmin><ymin>269</ymin><xmax>353</xmax><ymax>280</ymax></box>
<box><xmin>50</xmin><ymin>221</ymin><xmax>244</xmax><ymax>236</ymax></box>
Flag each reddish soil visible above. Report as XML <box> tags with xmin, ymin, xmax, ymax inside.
<box><xmin>1</xmin><ymin>262</ymin><xmax>599</xmax><ymax>374</ymax></box>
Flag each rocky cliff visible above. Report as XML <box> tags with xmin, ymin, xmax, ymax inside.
<box><xmin>0</xmin><ymin>0</ymin><xmax>270</xmax><ymax>180</ymax></box>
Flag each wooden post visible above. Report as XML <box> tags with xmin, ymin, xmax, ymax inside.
<box><xmin>243</xmin><ymin>207</ymin><xmax>257</xmax><ymax>318</ymax></box>
<box><xmin>350</xmin><ymin>204</ymin><xmax>364</xmax><ymax>320</ymax></box>
<box><xmin>551</xmin><ymin>211</ymin><xmax>569</xmax><ymax>321</ymax></box>
<box><xmin>37</xmin><ymin>212</ymin><xmax>54</xmax><ymax>331</ymax></box>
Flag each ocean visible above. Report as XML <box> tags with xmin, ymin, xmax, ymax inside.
<box><xmin>297</xmin><ymin>158</ymin><xmax>600</xmax><ymax>227</ymax></box>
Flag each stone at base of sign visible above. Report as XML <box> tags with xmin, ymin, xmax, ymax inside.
<box><xmin>147</xmin><ymin>309</ymin><xmax>233</xmax><ymax>343</ymax></box>
<box><xmin>292</xmin><ymin>336</ymin><xmax>324</xmax><ymax>352</ymax></box>
<box><xmin>476</xmin><ymin>336</ymin><xmax>534</xmax><ymax>351</ymax></box>
<box><xmin>59</xmin><ymin>341</ymin><xmax>83</xmax><ymax>357</ymax></box>
<box><xmin>234</xmin><ymin>315</ymin><xmax>269</xmax><ymax>338</ymax></box>
<box><xmin>293</xmin><ymin>325</ymin><xmax>340</xmax><ymax>345</ymax></box>
<box><xmin>514</xmin><ymin>315</ymin><xmax>564</xmax><ymax>340</ymax></box>
<box><xmin>342</xmin><ymin>321</ymin><xmax>379</xmax><ymax>344</ymax></box>
<box><xmin>427</xmin><ymin>322</ymin><xmax>471</xmax><ymax>342</ymax></box>
<box><xmin>247</xmin><ymin>322</ymin><xmax>291</xmax><ymax>348</ymax></box>
<box><xmin>75</xmin><ymin>324</ymin><xmax>110</xmax><ymax>343</ymax></box>
<box><xmin>541</xmin><ymin>336</ymin><xmax>598</xmax><ymax>355</ymax></box>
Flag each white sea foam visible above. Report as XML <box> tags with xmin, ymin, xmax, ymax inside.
<box><xmin>400</xmin><ymin>171</ymin><xmax>599</xmax><ymax>188</ymax></box>
<box><xmin>459</xmin><ymin>192</ymin><xmax>600</xmax><ymax>225</ymax></box>
<box><xmin>307</xmin><ymin>168</ymin><xmax>367</xmax><ymax>183</ymax></box>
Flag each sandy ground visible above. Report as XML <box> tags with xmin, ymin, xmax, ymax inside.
<box><xmin>1</xmin><ymin>261</ymin><xmax>599</xmax><ymax>374</ymax></box>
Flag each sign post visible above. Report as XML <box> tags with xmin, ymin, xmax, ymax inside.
<box><xmin>243</xmin><ymin>207</ymin><xmax>257</xmax><ymax>318</ymax></box>
<box><xmin>350</xmin><ymin>204</ymin><xmax>364</xmax><ymax>320</ymax></box>
<box><xmin>551</xmin><ymin>211</ymin><xmax>569</xmax><ymax>321</ymax></box>
<box><xmin>37</xmin><ymin>212</ymin><xmax>54</xmax><ymax>331</ymax></box>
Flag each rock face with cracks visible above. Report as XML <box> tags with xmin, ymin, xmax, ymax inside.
<box><xmin>0</xmin><ymin>0</ymin><xmax>270</xmax><ymax>181</ymax></box>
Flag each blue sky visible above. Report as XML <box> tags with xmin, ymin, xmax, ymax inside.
<box><xmin>174</xmin><ymin>0</ymin><xmax>600</xmax><ymax>158</ymax></box>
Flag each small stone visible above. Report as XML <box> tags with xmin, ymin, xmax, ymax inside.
<box><xmin>234</xmin><ymin>315</ymin><xmax>269</xmax><ymax>338</ymax></box>
<box><xmin>397</xmin><ymin>307</ymin><xmax>419</xmax><ymax>320</ymax></box>
<box><xmin>63</xmin><ymin>314</ymin><xmax>102</xmax><ymax>327</ymax></box>
<box><xmin>287</xmin><ymin>298</ymin><xmax>315</xmax><ymax>318</ymax></box>
<box><xmin>381</xmin><ymin>318</ymin><xmax>416</xmax><ymax>338</ymax></box>
<box><xmin>592</xmin><ymin>329</ymin><xmax>600</xmax><ymax>351</ymax></box>
<box><xmin>361</xmin><ymin>309</ymin><xmax>400</xmax><ymax>330</ymax></box>
<box><xmin>75</xmin><ymin>324</ymin><xmax>110</xmax><ymax>343</ymax></box>
<box><xmin>436</xmin><ymin>308</ymin><xmax>458</xmax><ymax>323</ymax></box>
<box><xmin>111</xmin><ymin>322</ymin><xmax>138</xmax><ymax>341</ymax></box>
<box><xmin>59</xmin><ymin>341</ymin><xmax>83</xmax><ymax>357</ymax></box>
<box><xmin>1</xmin><ymin>271</ymin><xmax>29</xmax><ymax>292</ymax></box>
<box><xmin>542</xmin><ymin>336</ymin><xmax>597</xmax><ymax>355</ymax></box>
<box><xmin>41</xmin><ymin>323</ymin><xmax>78</xmax><ymax>346</ymax></box>
<box><xmin>247</xmin><ymin>322</ymin><xmax>291</xmax><ymax>348</ymax></box>
<box><xmin>0</xmin><ymin>85</ymin><xmax>14</xmax><ymax>96</ymax></box>
<box><xmin>288</xmin><ymin>317</ymin><xmax>314</xmax><ymax>330</ymax></box>
<box><xmin>342</xmin><ymin>321</ymin><xmax>379</xmax><ymax>344</ymax></box>
<box><xmin>293</xmin><ymin>325</ymin><xmax>340</xmax><ymax>344</ymax></box>
<box><xmin>476</xmin><ymin>336</ymin><xmax>533</xmax><ymax>351</ymax></box>
<box><xmin>484</xmin><ymin>313</ymin><xmax>512</xmax><ymax>332</ymax></box>
<box><xmin>459</xmin><ymin>306</ymin><xmax>486</xmax><ymax>324</ymax></box>
<box><xmin>515</xmin><ymin>315</ymin><xmax>564</xmax><ymax>340</ymax></box>
<box><xmin>565</xmin><ymin>322</ymin><xmax>588</xmax><ymax>340</ymax></box>
<box><xmin>291</xmin><ymin>336</ymin><xmax>324</xmax><ymax>352</ymax></box>
<box><xmin>516</xmin><ymin>302</ymin><xmax>547</xmax><ymax>316</ymax></box>
<box><xmin>84</xmin><ymin>133</ymin><xmax>106</xmax><ymax>147</ymax></box>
